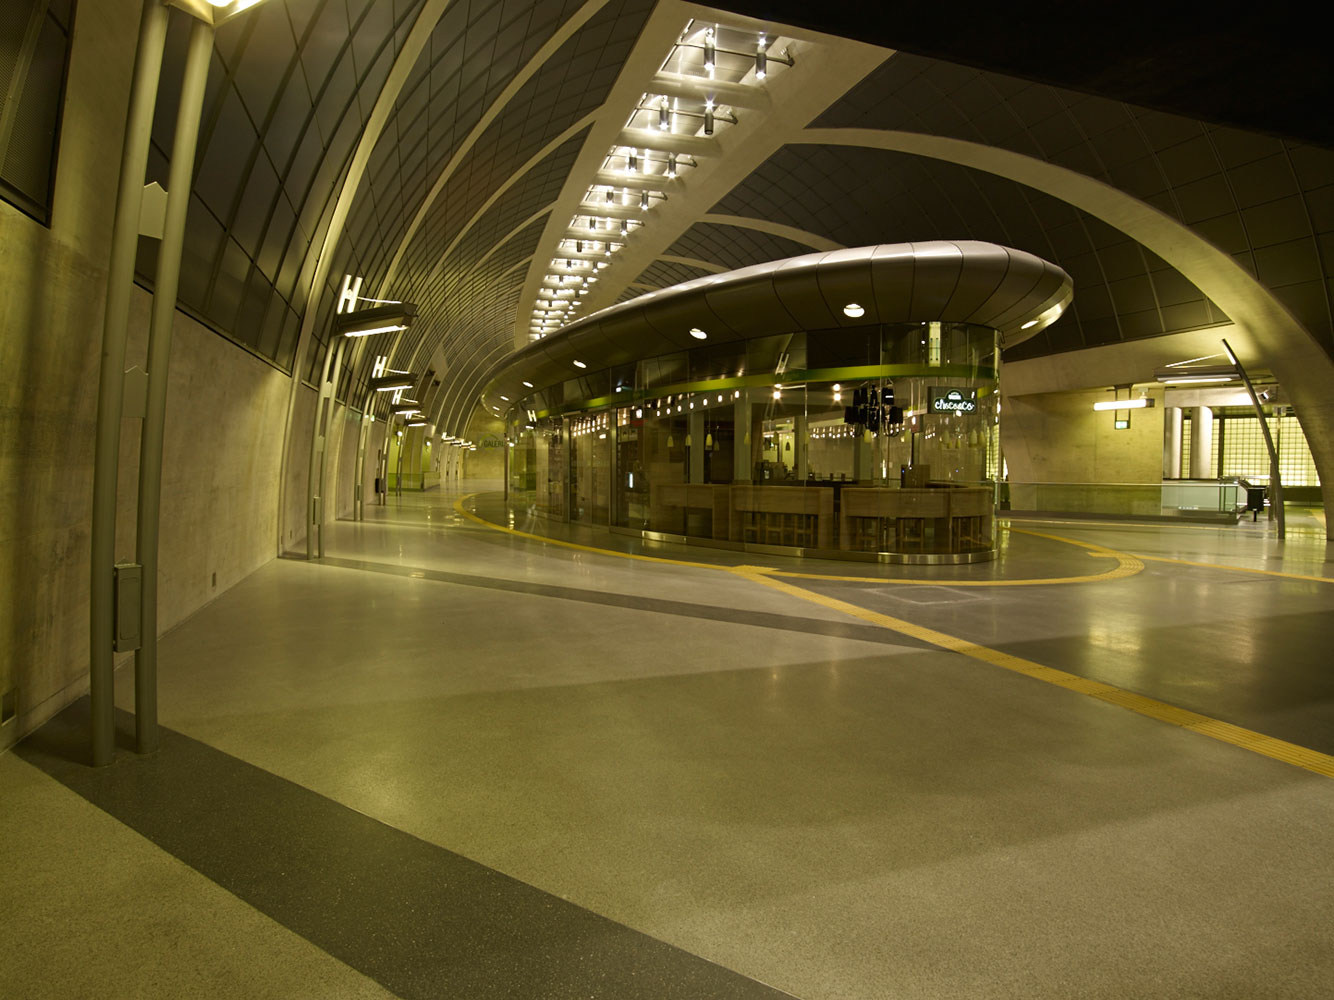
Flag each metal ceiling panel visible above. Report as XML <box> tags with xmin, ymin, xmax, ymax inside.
<box><xmin>944</xmin><ymin>241</ymin><xmax>1013</xmax><ymax>321</ymax></box>
<box><xmin>771</xmin><ymin>252</ymin><xmax>841</xmax><ymax>330</ymax></box>
<box><xmin>868</xmin><ymin>243</ymin><xmax>919</xmax><ymax>320</ymax></box>
<box><xmin>814</xmin><ymin>246</ymin><xmax>877</xmax><ymax>326</ymax></box>
<box><xmin>905</xmin><ymin>241</ymin><xmax>965</xmax><ymax>319</ymax></box>
<box><xmin>703</xmin><ymin>271</ymin><xmax>801</xmax><ymax>338</ymax></box>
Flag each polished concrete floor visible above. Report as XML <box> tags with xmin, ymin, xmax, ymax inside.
<box><xmin>4</xmin><ymin>483</ymin><xmax>1333</xmax><ymax>999</ymax></box>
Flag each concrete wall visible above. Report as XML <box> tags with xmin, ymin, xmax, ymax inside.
<box><xmin>0</xmin><ymin>1</ymin><xmax>293</xmax><ymax>748</ymax></box>
<box><xmin>1002</xmin><ymin>387</ymin><xmax>1166</xmax><ymax>485</ymax></box>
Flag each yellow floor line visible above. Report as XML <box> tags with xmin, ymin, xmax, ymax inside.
<box><xmin>729</xmin><ymin>565</ymin><xmax>1334</xmax><ymax>780</ymax></box>
<box><xmin>457</xmin><ymin>495</ymin><xmax>1145</xmax><ymax>587</ymax></box>
<box><xmin>1130</xmin><ymin>552</ymin><xmax>1334</xmax><ymax>585</ymax></box>
<box><xmin>453</xmin><ymin>496</ymin><xmax>722</xmax><ymax>570</ymax></box>
<box><xmin>772</xmin><ymin>528</ymin><xmax>1142</xmax><ymax>586</ymax></box>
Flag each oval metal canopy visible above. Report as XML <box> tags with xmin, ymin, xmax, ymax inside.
<box><xmin>483</xmin><ymin>240</ymin><xmax>1072</xmax><ymax>413</ymax></box>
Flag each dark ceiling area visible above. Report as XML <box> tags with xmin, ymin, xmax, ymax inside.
<box><xmin>714</xmin><ymin>2</ymin><xmax>1334</xmax><ymax>149</ymax></box>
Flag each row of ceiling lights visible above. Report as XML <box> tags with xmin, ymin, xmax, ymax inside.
<box><xmin>528</xmin><ymin>20</ymin><xmax>792</xmax><ymax>340</ymax></box>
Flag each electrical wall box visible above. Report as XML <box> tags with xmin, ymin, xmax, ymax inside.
<box><xmin>113</xmin><ymin>562</ymin><xmax>142</xmax><ymax>652</ymax></box>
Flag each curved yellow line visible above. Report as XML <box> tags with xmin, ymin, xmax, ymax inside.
<box><xmin>732</xmin><ymin>566</ymin><xmax>1334</xmax><ymax>779</ymax></box>
<box><xmin>454</xmin><ymin>495</ymin><xmax>1145</xmax><ymax>586</ymax></box>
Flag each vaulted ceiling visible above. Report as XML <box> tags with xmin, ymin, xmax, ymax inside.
<box><xmin>141</xmin><ymin>0</ymin><xmax>1334</xmax><ymax>440</ymax></box>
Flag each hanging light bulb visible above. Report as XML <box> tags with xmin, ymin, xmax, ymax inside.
<box><xmin>640</xmin><ymin>191</ymin><xmax>649</xmax><ymax>210</ymax></box>
<box><xmin>627</xmin><ymin>149</ymin><xmax>638</xmax><ymax>174</ymax></box>
<box><xmin>755</xmin><ymin>35</ymin><xmax>767</xmax><ymax>79</ymax></box>
<box><xmin>667</xmin><ymin>151</ymin><xmax>678</xmax><ymax>178</ymax></box>
<box><xmin>703</xmin><ymin>27</ymin><xmax>715</xmax><ymax>74</ymax></box>
<box><xmin>658</xmin><ymin>96</ymin><xmax>670</xmax><ymax>130</ymax></box>
<box><xmin>703</xmin><ymin>98</ymin><xmax>714</xmax><ymax>136</ymax></box>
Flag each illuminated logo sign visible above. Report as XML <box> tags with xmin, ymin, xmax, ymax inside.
<box><xmin>928</xmin><ymin>387</ymin><xmax>978</xmax><ymax>414</ymax></box>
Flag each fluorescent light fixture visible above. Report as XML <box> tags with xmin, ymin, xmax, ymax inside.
<box><xmin>369</xmin><ymin>375</ymin><xmax>414</xmax><ymax>392</ymax></box>
<box><xmin>573</xmin><ymin>360</ymin><xmax>587</xmax><ymax>368</ymax></box>
<box><xmin>343</xmin><ymin>324</ymin><xmax>405</xmax><ymax>338</ymax></box>
<box><xmin>499</xmin><ymin>395</ymin><xmax>509</xmax><ymax>401</ymax></box>
<box><xmin>689</xmin><ymin>327</ymin><xmax>707</xmax><ymax>339</ymax></box>
<box><xmin>522</xmin><ymin>381</ymin><xmax>533</xmax><ymax>387</ymax></box>
<box><xmin>843</xmin><ymin>303</ymin><xmax>864</xmax><ymax>318</ymax></box>
<box><xmin>333</xmin><ymin>302</ymin><xmax>418</xmax><ymax>338</ymax></box>
<box><xmin>1092</xmin><ymin>398</ymin><xmax>1152</xmax><ymax>411</ymax></box>
<box><xmin>1153</xmin><ymin>364</ymin><xmax>1238</xmax><ymax>385</ymax></box>
<box><xmin>170</xmin><ymin>0</ymin><xmax>267</xmax><ymax>25</ymax></box>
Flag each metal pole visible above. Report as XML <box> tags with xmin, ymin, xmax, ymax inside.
<box><xmin>353</xmin><ymin>396</ymin><xmax>372</xmax><ymax>520</ymax></box>
<box><xmin>306</xmin><ymin>337</ymin><xmax>342</xmax><ymax>559</ymax></box>
<box><xmin>320</xmin><ymin>338</ymin><xmax>346</xmax><ymax>557</ymax></box>
<box><xmin>132</xmin><ymin>16</ymin><xmax>213</xmax><ymax>756</ymax></box>
<box><xmin>1223</xmin><ymin>338</ymin><xmax>1285</xmax><ymax>539</ymax></box>
<box><xmin>89</xmin><ymin>0</ymin><xmax>168</xmax><ymax>767</ymax></box>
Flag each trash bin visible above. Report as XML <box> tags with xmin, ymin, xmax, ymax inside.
<box><xmin>1245</xmin><ymin>485</ymin><xmax>1266</xmax><ymax>520</ymax></box>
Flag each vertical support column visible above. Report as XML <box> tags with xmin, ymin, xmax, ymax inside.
<box><xmin>89</xmin><ymin>0</ymin><xmax>169</xmax><ymax>767</ymax></box>
<box><xmin>307</xmin><ymin>337</ymin><xmax>346</xmax><ymax>558</ymax></box>
<box><xmin>1189</xmin><ymin>405</ymin><xmax>1213</xmax><ymax>479</ymax></box>
<box><xmin>793</xmin><ymin>411</ymin><xmax>808</xmax><ymax>481</ymax></box>
<box><xmin>353</xmin><ymin>399</ymin><xmax>373</xmax><ymax>520</ymax></box>
<box><xmin>688</xmin><ymin>410</ymin><xmax>706</xmax><ymax>483</ymax></box>
<box><xmin>1163</xmin><ymin>406</ymin><xmax>1183</xmax><ymax>479</ymax></box>
<box><xmin>732</xmin><ymin>392</ymin><xmax>752</xmax><ymax>482</ymax></box>
<box><xmin>561</xmin><ymin>419</ymin><xmax>572</xmax><ymax>522</ymax></box>
<box><xmin>133</xmin><ymin>14</ymin><xmax>214</xmax><ymax>756</ymax></box>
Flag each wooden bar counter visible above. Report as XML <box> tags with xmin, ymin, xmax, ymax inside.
<box><xmin>840</xmin><ymin>485</ymin><xmax>992</xmax><ymax>554</ymax></box>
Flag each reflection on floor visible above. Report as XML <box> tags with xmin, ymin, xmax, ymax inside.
<box><xmin>5</xmin><ymin>483</ymin><xmax>1333</xmax><ymax>999</ymax></box>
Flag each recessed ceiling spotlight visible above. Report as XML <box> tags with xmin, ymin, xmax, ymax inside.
<box><xmin>1021</xmin><ymin>319</ymin><xmax>1038</xmax><ymax>329</ymax></box>
<box><xmin>522</xmin><ymin>381</ymin><xmax>533</xmax><ymax>387</ymax></box>
<box><xmin>843</xmin><ymin>302</ymin><xmax>865</xmax><ymax>318</ymax></box>
<box><xmin>689</xmin><ymin>327</ymin><xmax>707</xmax><ymax>339</ymax></box>
<box><xmin>572</xmin><ymin>360</ymin><xmax>587</xmax><ymax>368</ymax></box>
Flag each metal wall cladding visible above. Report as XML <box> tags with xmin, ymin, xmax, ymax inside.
<box><xmin>988</xmin><ymin>265</ymin><xmax>1072</xmax><ymax>339</ymax></box>
<box><xmin>948</xmin><ymin>242</ymin><xmax>1013</xmax><ymax>323</ymax></box>
<box><xmin>640</xmin><ymin>273</ymin><xmax>738</xmax><ymax>346</ymax></box>
<box><xmin>868</xmin><ymin>245</ymin><xmax>920</xmax><ymax>321</ymax></box>
<box><xmin>815</xmin><ymin>247</ymin><xmax>878</xmax><ymax>327</ymax></box>
<box><xmin>905</xmin><ymin>242</ymin><xmax>965</xmax><ymax>320</ymax></box>
<box><xmin>772</xmin><ymin>253</ymin><xmax>843</xmax><ymax>332</ymax></box>
<box><xmin>703</xmin><ymin>268</ymin><xmax>801</xmax><ymax>339</ymax></box>
<box><xmin>599</xmin><ymin>303</ymin><xmax>678</xmax><ymax>359</ymax></box>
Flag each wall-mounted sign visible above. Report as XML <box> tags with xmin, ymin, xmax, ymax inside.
<box><xmin>928</xmin><ymin>387</ymin><xmax>978</xmax><ymax>414</ymax></box>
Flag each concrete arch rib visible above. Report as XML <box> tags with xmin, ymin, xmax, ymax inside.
<box><xmin>698</xmin><ymin>214</ymin><xmax>845</xmax><ymax>252</ymax></box>
<box><xmin>795</xmin><ymin>127</ymin><xmax>1334</xmax><ymax>529</ymax></box>
<box><xmin>658</xmin><ymin>255</ymin><xmax>729</xmax><ymax>274</ymax></box>
<box><xmin>276</xmin><ymin>0</ymin><xmax>456</xmax><ymax>555</ymax></box>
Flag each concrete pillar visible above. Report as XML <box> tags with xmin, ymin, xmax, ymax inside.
<box><xmin>1190</xmin><ymin>406</ymin><xmax>1213</xmax><ymax>479</ymax></box>
<box><xmin>1163</xmin><ymin>406</ymin><xmax>1183</xmax><ymax>479</ymax></box>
